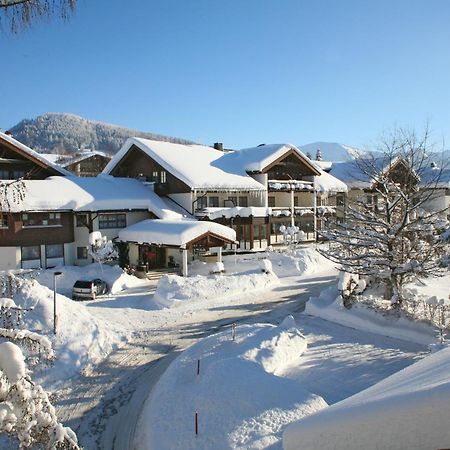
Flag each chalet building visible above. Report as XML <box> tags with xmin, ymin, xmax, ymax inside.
<box><xmin>329</xmin><ymin>157</ymin><xmax>450</xmax><ymax>219</ymax></box>
<box><xmin>0</xmin><ymin>132</ymin><xmax>348</xmax><ymax>274</ymax></box>
<box><xmin>104</xmin><ymin>138</ymin><xmax>347</xmax><ymax>255</ymax></box>
<box><xmin>62</xmin><ymin>150</ymin><xmax>112</xmax><ymax>177</ymax></box>
<box><xmin>0</xmin><ymin>132</ymin><xmax>69</xmax><ymax>180</ymax></box>
<box><xmin>0</xmin><ymin>133</ymin><xmax>237</xmax><ymax>273</ymax></box>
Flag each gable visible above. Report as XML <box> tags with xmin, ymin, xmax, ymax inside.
<box><xmin>0</xmin><ymin>134</ymin><xmax>67</xmax><ymax>179</ymax></box>
<box><xmin>108</xmin><ymin>144</ymin><xmax>191</xmax><ymax>193</ymax></box>
<box><xmin>263</xmin><ymin>149</ymin><xmax>321</xmax><ymax>179</ymax></box>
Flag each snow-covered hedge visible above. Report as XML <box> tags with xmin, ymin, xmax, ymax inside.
<box><xmin>154</xmin><ymin>270</ymin><xmax>279</xmax><ymax>309</ymax></box>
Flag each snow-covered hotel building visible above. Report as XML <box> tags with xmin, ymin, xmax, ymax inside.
<box><xmin>0</xmin><ymin>132</ymin><xmax>347</xmax><ymax>272</ymax></box>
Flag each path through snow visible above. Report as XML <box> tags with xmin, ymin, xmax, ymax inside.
<box><xmin>55</xmin><ymin>271</ymin><xmax>425</xmax><ymax>450</ymax></box>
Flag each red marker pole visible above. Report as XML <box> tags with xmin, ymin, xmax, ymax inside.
<box><xmin>195</xmin><ymin>412</ymin><xmax>198</xmax><ymax>436</ymax></box>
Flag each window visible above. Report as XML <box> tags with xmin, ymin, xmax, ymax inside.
<box><xmin>152</xmin><ymin>171</ymin><xmax>159</xmax><ymax>182</ymax></box>
<box><xmin>209</xmin><ymin>196</ymin><xmax>219</xmax><ymax>207</ymax></box>
<box><xmin>13</xmin><ymin>170</ymin><xmax>25</xmax><ymax>179</ymax></box>
<box><xmin>253</xmin><ymin>224</ymin><xmax>260</xmax><ymax>240</ymax></box>
<box><xmin>268</xmin><ymin>197</ymin><xmax>275</xmax><ymax>207</ymax></box>
<box><xmin>48</xmin><ymin>213</ymin><xmax>61</xmax><ymax>225</ymax></box>
<box><xmin>196</xmin><ymin>196</ymin><xmax>207</xmax><ymax>210</ymax></box>
<box><xmin>228</xmin><ymin>196</ymin><xmax>237</xmax><ymax>207</ymax></box>
<box><xmin>98</xmin><ymin>213</ymin><xmax>126</xmax><ymax>229</ymax></box>
<box><xmin>294</xmin><ymin>196</ymin><xmax>299</xmax><ymax>207</ymax></box>
<box><xmin>336</xmin><ymin>194</ymin><xmax>345</xmax><ymax>207</ymax></box>
<box><xmin>0</xmin><ymin>170</ymin><xmax>9</xmax><ymax>179</ymax></box>
<box><xmin>160</xmin><ymin>171</ymin><xmax>167</xmax><ymax>183</ymax></box>
<box><xmin>238</xmin><ymin>196</ymin><xmax>248</xmax><ymax>207</ymax></box>
<box><xmin>77</xmin><ymin>246</ymin><xmax>88</xmax><ymax>259</ymax></box>
<box><xmin>22</xmin><ymin>212</ymin><xmax>61</xmax><ymax>227</ymax></box>
<box><xmin>22</xmin><ymin>245</ymin><xmax>41</xmax><ymax>261</ymax></box>
<box><xmin>76</xmin><ymin>214</ymin><xmax>88</xmax><ymax>227</ymax></box>
<box><xmin>0</xmin><ymin>214</ymin><xmax>8</xmax><ymax>228</ymax></box>
<box><xmin>46</xmin><ymin>244</ymin><xmax>64</xmax><ymax>259</ymax></box>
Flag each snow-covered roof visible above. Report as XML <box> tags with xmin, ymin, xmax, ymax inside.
<box><xmin>2</xmin><ymin>175</ymin><xmax>185</xmax><ymax>219</ymax></box>
<box><xmin>312</xmin><ymin>160</ymin><xmax>333</xmax><ymax>172</ymax></box>
<box><xmin>62</xmin><ymin>150</ymin><xmax>111</xmax><ymax>168</ymax></box>
<box><xmin>216</xmin><ymin>143</ymin><xmax>321</xmax><ymax>175</ymax></box>
<box><xmin>0</xmin><ymin>132</ymin><xmax>71</xmax><ymax>176</ymax></box>
<box><xmin>331</xmin><ymin>158</ymin><xmax>444</xmax><ymax>190</ymax></box>
<box><xmin>104</xmin><ymin>138</ymin><xmax>265</xmax><ymax>191</ymax></box>
<box><xmin>118</xmin><ymin>219</ymin><xmax>236</xmax><ymax>247</ymax></box>
<box><xmin>420</xmin><ymin>166</ymin><xmax>450</xmax><ymax>189</ymax></box>
<box><xmin>37</xmin><ymin>153</ymin><xmax>65</xmax><ymax>165</ymax></box>
<box><xmin>315</xmin><ymin>168</ymin><xmax>348</xmax><ymax>193</ymax></box>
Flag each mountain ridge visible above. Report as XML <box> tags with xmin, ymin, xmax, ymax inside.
<box><xmin>7</xmin><ymin>113</ymin><xmax>197</xmax><ymax>155</ymax></box>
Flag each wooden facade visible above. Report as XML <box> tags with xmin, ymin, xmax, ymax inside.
<box><xmin>0</xmin><ymin>136</ymin><xmax>64</xmax><ymax>180</ymax></box>
<box><xmin>0</xmin><ymin>212</ymin><xmax>74</xmax><ymax>246</ymax></box>
<box><xmin>109</xmin><ymin>145</ymin><xmax>191</xmax><ymax>194</ymax></box>
<box><xmin>64</xmin><ymin>154</ymin><xmax>112</xmax><ymax>177</ymax></box>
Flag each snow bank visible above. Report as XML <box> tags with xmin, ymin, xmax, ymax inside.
<box><xmin>13</xmin><ymin>277</ymin><xmax>124</xmax><ymax>387</ymax></box>
<box><xmin>268</xmin><ymin>247</ymin><xmax>335</xmax><ymax>278</ymax></box>
<box><xmin>283</xmin><ymin>345</ymin><xmax>450</xmax><ymax>450</ymax></box>
<box><xmin>135</xmin><ymin>320</ymin><xmax>327</xmax><ymax>450</ymax></box>
<box><xmin>154</xmin><ymin>271</ymin><xmax>279</xmax><ymax>308</ymax></box>
<box><xmin>36</xmin><ymin>264</ymin><xmax>147</xmax><ymax>297</ymax></box>
<box><xmin>305</xmin><ymin>286</ymin><xmax>436</xmax><ymax>345</ymax></box>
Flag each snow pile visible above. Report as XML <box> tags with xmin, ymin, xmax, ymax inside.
<box><xmin>135</xmin><ymin>320</ymin><xmax>327</xmax><ymax>450</ymax></box>
<box><xmin>13</xmin><ymin>277</ymin><xmax>124</xmax><ymax>386</ymax></box>
<box><xmin>268</xmin><ymin>247</ymin><xmax>335</xmax><ymax>278</ymax></box>
<box><xmin>305</xmin><ymin>286</ymin><xmax>436</xmax><ymax>345</ymax></box>
<box><xmin>284</xmin><ymin>345</ymin><xmax>450</xmax><ymax>450</ymax></box>
<box><xmin>154</xmin><ymin>270</ymin><xmax>279</xmax><ymax>308</ymax></box>
<box><xmin>259</xmin><ymin>259</ymin><xmax>273</xmax><ymax>274</ymax></box>
<box><xmin>36</xmin><ymin>264</ymin><xmax>147</xmax><ymax>297</ymax></box>
<box><xmin>0</xmin><ymin>342</ymin><xmax>26</xmax><ymax>383</ymax></box>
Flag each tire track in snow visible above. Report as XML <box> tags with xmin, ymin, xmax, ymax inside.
<box><xmin>55</xmin><ymin>274</ymin><xmax>334</xmax><ymax>450</ymax></box>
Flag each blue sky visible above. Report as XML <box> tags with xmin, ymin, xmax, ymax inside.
<box><xmin>1</xmin><ymin>0</ymin><xmax>450</xmax><ymax>149</ymax></box>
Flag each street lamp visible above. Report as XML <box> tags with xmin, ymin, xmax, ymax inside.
<box><xmin>53</xmin><ymin>271</ymin><xmax>62</xmax><ymax>335</ymax></box>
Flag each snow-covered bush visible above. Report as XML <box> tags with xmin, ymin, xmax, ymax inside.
<box><xmin>88</xmin><ymin>232</ymin><xmax>118</xmax><ymax>264</ymax></box>
<box><xmin>0</xmin><ymin>284</ymin><xmax>79</xmax><ymax>449</ymax></box>
<box><xmin>259</xmin><ymin>259</ymin><xmax>273</xmax><ymax>274</ymax></box>
<box><xmin>0</xmin><ymin>341</ymin><xmax>79</xmax><ymax>449</ymax></box>
<box><xmin>210</xmin><ymin>261</ymin><xmax>225</xmax><ymax>274</ymax></box>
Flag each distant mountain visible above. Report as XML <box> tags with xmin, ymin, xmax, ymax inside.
<box><xmin>299</xmin><ymin>142</ymin><xmax>371</xmax><ymax>162</ymax></box>
<box><xmin>300</xmin><ymin>141</ymin><xmax>450</xmax><ymax>165</ymax></box>
<box><xmin>7</xmin><ymin>113</ymin><xmax>197</xmax><ymax>155</ymax></box>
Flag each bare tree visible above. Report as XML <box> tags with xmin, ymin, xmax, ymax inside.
<box><xmin>319</xmin><ymin>127</ymin><xmax>449</xmax><ymax>307</ymax></box>
<box><xmin>0</xmin><ymin>0</ymin><xmax>76</xmax><ymax>32</ymax></box>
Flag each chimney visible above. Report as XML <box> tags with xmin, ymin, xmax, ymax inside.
<box><xmin>5</xmin><ymin>130</ymin><xmax>12</xmax><ymax>137</ymax></box>
<box><xmin>213</xmin><ymin>142</ymin><xmax>224</xmax><ymax>151</ymax></box>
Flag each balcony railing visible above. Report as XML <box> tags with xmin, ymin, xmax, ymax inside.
<box><xmin>268</xmin><ymin>180</ymin><xmax>314</xmax><ymax>192</ymax></box>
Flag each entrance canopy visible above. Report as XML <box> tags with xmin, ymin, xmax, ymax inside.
<box><xmin>118</xmin><ymin>219</ymin><xmax>236</xmax><ymax>248</ymax></box>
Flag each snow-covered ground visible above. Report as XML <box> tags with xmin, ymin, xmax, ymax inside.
<box><xmin>284</xmin><ymin>344</ymin><xmax>450</xmax><ymax>450</ymax></box>
<box><xmin>5</xmin><ymin>246</ymin><xmax>442</xmax><ymax>449</ymax></box>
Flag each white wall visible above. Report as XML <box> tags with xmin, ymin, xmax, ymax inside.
<box><xmin>0</xmin><ymin>247</ymin><xmax>20</xmax><ymax>270</ymax></box>
<box><xmin>73</xmin><ymin>211</ymin><xmax>150</xmax><ymax>266</ymax></box>
<box><xmin>168</xmin><ymin>193</ymin><xmax>193</xmax><ymax>213</ymax></box>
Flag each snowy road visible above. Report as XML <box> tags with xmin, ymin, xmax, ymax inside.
<box><xmin>55</xmin><ymin>271</ymin><xmax>425</xmax><ymax>450</ymax></box>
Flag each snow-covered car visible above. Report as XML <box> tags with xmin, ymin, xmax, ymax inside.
<box><xmin>72</xmin><ymin>279</ymin><xmax>108</xmax><ymax>300</ymax></box>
